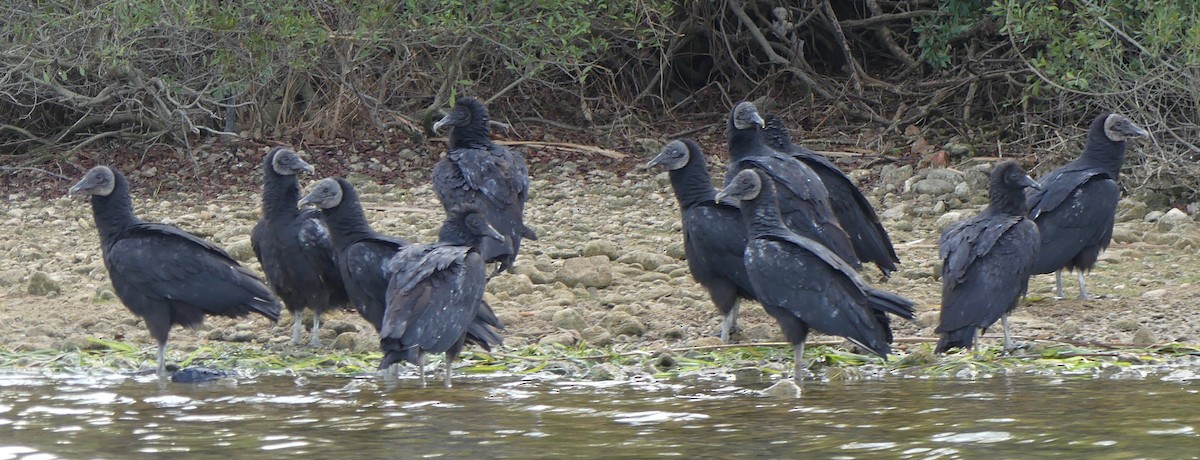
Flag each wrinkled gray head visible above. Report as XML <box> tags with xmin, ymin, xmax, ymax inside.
<box><xmin>646</xmin><ymin>139</ymin><xmax>691</xmax><ymax>170</ymax></box>
<box><xmin>1103</xmin><ymin>114</ymin><xmax>1149</xmax><ymax>142</ymax></box>
<box><xmin>731</xmin><ymin>101</ymin><xmax>765</xmax><ymax>130</ymax></box>
<box><xmin>991</xmin><ymin>160</ymin><xmax>1040</xmax><ymax>192</ymax></box>
<box><xmin>298</xmin><ymin>178</ymin><xmax>343</xmax><ymax>209</ymax></box>
<box><xmin>433</xmin><ymin>97</ymin><xmax>488</xmax><ymax>132</ymax></box>
<box><xmin>270</xmin><ymin>147</ymin><xmax>314</xmax><ymax>176</ymax></box>
<box><xmin>715</xmin><ymin>168</ymin><xmax>763</xmax><ymax>203</ymax></box>
<box><xmin>69</xmin><ymin>166</ymin><xmax>116</xmax><ymax>196</ymax></box>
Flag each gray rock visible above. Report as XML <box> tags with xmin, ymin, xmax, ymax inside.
<box><xmin>1144</xmin><ymin>210</ymin><xmax>1164</xmax><ymax>222</ymax></box>
<box><xmin>914</xmin><ymin>178</ymin><xmax>956</xmax><ymax>196</ymax></box>
<box><xmin>1142</xmin><ymin>289</ymin><xmax>1167</xmax><ymax>299</ymax></box>
<box><xmin>935</xmin><ymin>211</ymin><xmax>969</xmax><ymax>231</ymax></box>
<box><xmin>552</xmin><ymin>307</ymin><xmax>587</xmax><ymax>331</ymax></box>
<box><xmin>1157</xmin><ymin>208</ymin><xmax>1192</xmax><ymax>230</ymax></box>
<box><xmin>760</xmin><ymin>379</ymin><xmax>802</xmax><ymax>398</ymax></box>
<box><xmin>879</xmin><ymin>164</ymin><xmax>914</xmax><ymax>190</ymax></box>
<box><xmin>228</xmin><ymin>330</ymin><xmax>257</xmax><ymax>343</ymax></box>
<box><xmin>601</xmin><ymin>311</ymin><xmax>646</xmax><ymax>336</ymax></box>
<box><xmin>1132</xmin><ymin>326</ymin><xmax>1156</xmax><ymax>345</ymax></box>
<box><xmin>324</xmin><ymin>320</ymin><xmax>359</xmax><ymax>335</ymax></box>
<box><xmin>582</xmin><ymin>326</ymin><xmax>613</xmax><ymax>347</ymax></box>
<box><xmin>511</xmin><ymin>264</ymin><xmax>554</xmax><ymax>284</ymax></box>
<box><xmin>488</xmin><ymin>273</ymin><xmax>535</xmax><ymax>295</ymax></box>
<box><xmin>538</xmin><ymin>330</ymin><xmax>578</xmax><ymax>347</ymax></box>
<box><xmin>915</xmin><ymin>310</ymin><xmax>940</xmax><ymax>329</ymax></box>
<box><xmin>953</xmin><ymin>182</ymin><xmax>971</xmax><ymax>198</ymax></box>
<box><xmin>881</xmin><ymin>204</ymin><xmax>909</xmax><ymax>220</ymax></box>
<box><xmin>225</xmin><ymin>239</ymin><xmax>255</xmax><ymax>262</ymax></box>
<box><xmin>926</xmin><ymin>168</ymin><xmax>964</xmax><ymax>184</ymax></box>
<box><xmin>331</xmin><ymin>332</ymin><xmax>356</xmax><ymax>350</ymax></box>
<box><xmin>616</xmin><ymin>251</ymin><xmax>676</xmax><ymax>270</ymax></box>
<box><xmin>27</xmin><ymin>271</ymin><xmax>61</xmax><ymax>296</ymax></box>
<box><xmin>556</xmin><ymin>256</ymin><xmax>613</xmax><ymax>288</ymax></box>
<box><xmin>586</xmin><ymin>362</ymin><xmax>626</xmax><ymax>380</ymax></box>
<box><xmin>1112</xmin><ymin>318</ymin><xmax>1140</xmax><ymax>332</ymax></box>
<box><xmin>1116</xmin><ymin>199</ymin><xmax>1148</xmax><ymax>223</ymax></box>
<box><xmin>582</xmin><ymin>240</ymin><xmax>621</xmax><ymax>260</ymax></box>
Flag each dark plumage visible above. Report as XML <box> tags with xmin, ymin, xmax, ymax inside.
<box><xmin>70</xmin><ymin>166</ymin><xmax>281</xmax><ymax>377</ymax></box>
<box><xmin>251</xmin><ymin>147</ymin><xmax>349</xmax><ymax>346</ymax></box>
<box><xmin>724</xmin><ymin>101</ymin><xmax>861</xmax><ymax>269</ymax></box>
<box><xmin>299</xmin><ymin>178</ymin><xmax>501</xmax><ymax>377</ymax></box>
<box><xmin>380</xmin><ymin>205</ymin><xmax>505</xmax><ymax>387</ymax></box>
<box><xmin>648</xmin><ymin>139</ymin><xmax>757</xmax><ymax>343</ymax></box>
<box><xmin>937</xmin><ymin>161</ymin><xmax>1042</xmax><ymax>353</ymax></box>
<box><xmin>432</xmin><ymin>97</ymin><xmax>536</xmax><ymax>275</ymax></box>
<box><xmin>716</xmin><ymin>168</ymin><xmax>915</xmax><ymax>382</ymax></box>
<box><xmin>1027</xmin><ymin>114</ymin><xmax>1149</xmax><ymax>299</ymax></box>
<box><xmin>762</xmin><ymin>115</ymin><xmax>900</xmax><ymax>276</ymax></box>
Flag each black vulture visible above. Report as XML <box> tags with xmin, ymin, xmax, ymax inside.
<box><xmin>251</xmin><ymin>147</ymin><xmax>349</xmax><ymax>346</ymax></box>
<box><xmin>724</xmin><ymin>101</ymin><xmax>861</xmax><ymax>269</ymax></box>
<box><xmin>70</xmin><ymin>166</ymin><xmax>281</xmax><ymax>377</ymax></box>
<box><xmin>716</xmin><ymin>168</ymin><xmax>915</xmax><ymax>382</ymax></box>
<box><xmin>761</xmin><ymin>115</ymin><xmax>900</xmax><ymax>276</ymax></box>
<box><xmin>380</xmin><ymin>205</ymin><xmax>505</xmax><ymax>387</ymax></box>
<box><xmin>298</xmin><ymin>178</ymin><xmax>502</xmax><ymax>375</ymax></box>
<box><xmin>936</xmin><ymin>161</ymin><xmax>1042</xmax><ymax>353</ymax></box>
<box><xmin>431</xmin><ymin>97</ymin><xmax>537</xmax><ymax>275</ymax></box>
<box><xmin>648</xmin><ymin>139</ymin><xmax>757</xmax><ymax>343</ymax></box>
<box><xmin>1027</xmin><ymin>113</ymin><xmax>1149</xmax><ymax>299</ymax></box>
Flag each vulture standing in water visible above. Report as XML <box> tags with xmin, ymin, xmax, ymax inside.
<box><xmin>70</xmin><ymin>166</ymin><xmax>281</xmax><ymax>377</ymax></box>
<box><xmin>724</xmin><ymin>101</ymin><xmax>861</xmax><ymax>269</ymax></box>
<box><xmin>648</xmin><ymin>139</ymin><xmax>757</xmax><ymax>343</ymax></box>
<box><xmin>1026</xmin><ymin>113</ymin><xmax>1149</xmax><ymax>299</ymax></box>
<box><xmin>380</xmin><ymin>205</ymin><xmax>505</xmax><ymax>387</ymax></box>
<box><xmin>716</xmin><ymin>168</ymin><xmax>915</xmax><ymax>382</ymax></box>
<box><xmin>251</xmin><ymin>147</ymin><xmax>348</xmax><ymax>346</ymax></box>
<box><xmin>937</xmin><ymin>161</ymin><xmax>1042</xmax><ymax>352</ymax></box>
<box><xmin>761</xmin><ymin>115</ymin><xmax>900</xmax><ymax>276</ymax></box>
<box><xmin>299</xmin><ymin>178</ymin><xmax>502</xmax><ymax>373</ymax></box>
<box><xmin>431</xmin><ymin>97</ymin><xmax>536</xmax><ymax>275</ymax></box>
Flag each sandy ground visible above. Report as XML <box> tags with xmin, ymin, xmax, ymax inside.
<box><xmin>3</xmin><ymin>154</ymin><xmax>1200</xmax><ymax>363</ymax></box>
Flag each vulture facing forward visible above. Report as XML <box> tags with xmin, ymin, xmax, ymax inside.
<box><xmin>937</xmin><ymin>161</ymin><xmax>1041</xmax><ymax>353</ymax></box>
<box><xmin>432</xmin><ymin>97</ymin><xmax>537</xmax><ymax>275</ymax></box>
<box><xmin>251</xmin><ymin>147</ymin><xmax>348</xmax><ymax>346</ymax></box>
<box><xmin>648</xmin><ymin>139</ymin><xmax>757</xmax><ymax>343</ymax></box>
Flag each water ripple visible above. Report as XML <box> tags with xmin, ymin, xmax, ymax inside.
<box><xmin>930</xmin><ymin>431</ymin><xmax>1013</xmax><ymax>444</ymax></box>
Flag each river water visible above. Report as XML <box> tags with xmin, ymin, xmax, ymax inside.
<box><xmin>1</xmin><ymin>371</ymin><xmax>1197</xmax><ymax>458</ymax></box>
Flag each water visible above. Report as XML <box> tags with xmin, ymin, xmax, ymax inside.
<box><xmin>1</xmin><ymin>372</ymin><xmax>1197</xmax><ymax>458</ymax></box>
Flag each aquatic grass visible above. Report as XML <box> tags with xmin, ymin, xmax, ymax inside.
<box><xmin>0</xmin><ymin>336</ymin><xmax>1196</xmax><ymax>381</ymax></box>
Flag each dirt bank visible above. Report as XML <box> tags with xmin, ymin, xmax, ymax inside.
<box><xmin>3</xmin><ymin>149</ymin><xmax>1200</xmax><ymax>371</ymax></box>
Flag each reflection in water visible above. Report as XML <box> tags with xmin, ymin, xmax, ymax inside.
<box><xmin>0</xmin><ymin>372</ymin><xmax>1196</xmax><ymax>458</ymax></box>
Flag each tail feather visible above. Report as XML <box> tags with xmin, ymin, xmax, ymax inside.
<box><xmin>935</xmin><ymin>327</ymin><xmax>977</xmax><ymax>354</ymax></box>
<box><xmin>378</xmin><ymin>338</ymin><xmax>421</xmax><ymax>369</ymax></box>
<box><xmin>867</xmin><ymin>289</ymin><xmax>916</xmax><ymax>320</ymax></box>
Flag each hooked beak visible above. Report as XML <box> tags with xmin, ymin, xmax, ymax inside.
<box><xmin>714</xmin><ymin>189</ymin><xmax>729</xmax><ymax>204</ymax></box>
<box><xmin>68</xmin><ymin>177</ymin><xmax>92</xmax><ymax>196</ymax></box>
<box><xmin>432</xmin><ymin>115</ymin><xmax>451</xmax><ymax>133</ymax></box>
<box><xmin>299</xmin><ymin>159</ymin><xmax>315</xmax><ymax>174</ymax></box>
<box><xmin>482</xmin><ymin>222</ymin><xmax>504</xmax><ymax>242</ymax></box>
<box><xmin>751</xmin><ymin>111</ymin><xmax>766</xmax><ymax>129</ymax></box>
<box><xmin>297</xmin><ymin>193</ymin><xmax>316</xmax><ymax>208</ymax></box>
<box><xmin>1020</xmin><ymin>175</ymin><xmax>1042</xmax><ymax>191</ymax></box>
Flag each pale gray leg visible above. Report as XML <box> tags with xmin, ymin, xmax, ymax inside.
<box><xmin>1001</xmin><ymin>315</ymin><xmax>1013</xmax><ymax>350</ymax></box>
<box><xmin>309</xmin><ymin>312</ymin><xmax>322</xmax><ymax>347</ymax></box>
<box><xmin>792</xmin><ymin>342</ymin><xmax>806</xmax><ymax>383</ymax></box>
<box><xmin>157</xmin><ymin>344</ymin><xmax>167</xmax><ymax>379</ymax></box>
<box><xmin>1055</xmin><ymin>270</ymin><xmax>1064</xmax><ymax>299</ymax></box>
<box><xmin>1077</xmin><ymin>272</ymin><xmax>1090</xmax><ymax>300</ymax></box>
<box><xmin>444</xmin><ymin>354</ymin><xmax>453</xmax><ymax>388</ymax></box>
<box><xmin>720</xmin><ymin>300</ymin><xmax>741</xmax><ymax>344</ymax></box>
<box><xmin>291</xmin><ymin>313</ymin><xmax>303</xmax><ymax>345</ymax></box>
<box><xmin>418</xmin><ymin>359</ymin><xmax>426</xmax><ymax>388</ymax></box>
